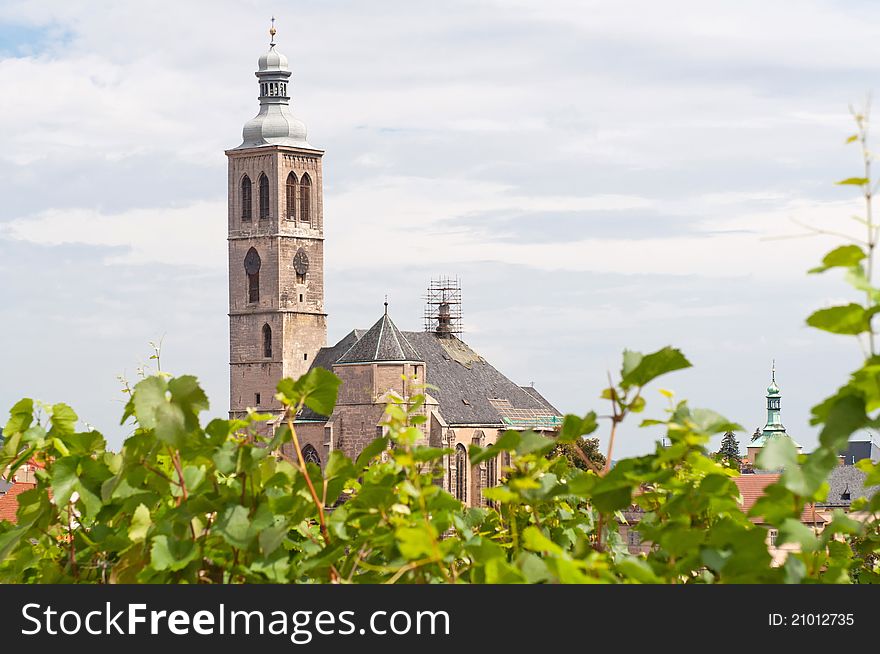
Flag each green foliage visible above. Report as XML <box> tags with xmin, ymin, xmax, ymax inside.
<box><xmin>715</xmin><ymin>431</ymin><xmax>742</xmax><ymax>468</ymax></box>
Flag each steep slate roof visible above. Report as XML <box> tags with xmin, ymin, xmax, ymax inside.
<box><xmin>299</xmin><ymin>327</ymin><xmax>561</xmax><ymax>427</ymax></box>
<box><xmin>336</xmin><ymin>313</ymin><xmax>421</xmax><ymax>364</ymax></box>
<box><xmin>404</xmin><ymin>332</ymin><xmax>560</xmax><ymax>426</ymax></box>
<box><xmin>817</xmin><ymin>465</ymin><xmax>880</xmax><ymax>508</ymax></box>
<box><xmin>734</xmin><ymin>474</ymin><xmax>826</xmax><ymax>525</ymax></box>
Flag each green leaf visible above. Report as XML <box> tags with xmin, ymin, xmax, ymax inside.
<box><xmin>48</xmin><ymin>403</ymin><xmax>78</xmax><ymax>438</ymax></box>
<box><xmin>818</xmin><ymin>393</ymin><xmax>867</xmax><ymax>451</ymax></box>
<box><xmin>620</xmin><ymin>347</ymin><xmax>692</xmax><ymax>389</ymax></box>
<box><xmin>808</xmin><ymin>245</ymin><xmax>866</xmax><ymax>273</ymax></box>
<box><xmin>181</xmin><ymin>465</ymin><xmax>206</xmax><ymax>493</ymax></box>
<box><xmin>806</xmin><ymin>304</ymin><xmax>873</xmax><ymax>335</ymax></box>
<box><xmin>356</xmin><ymin>436</ymin><xmax>388</xmax><ymax>468</ymax></box>
<box><xmin>522</xmin><ymin>526</ymin><xmax>563</xmax><ymax>556</ymax></box>
<box><xmin>395</xmin><ymin>524</ymin><xmax>437</xmax><ymax>560</ymax></box>
<box><xmin>777</xmin><ymin>518</ymin><xmax>817</xmax><ymax>551</ymax></box>
<box><xmin>276</xmin><ymin>368</ymin><xmax>341</xmax><ymax>417</ymax></box>
<box><xmin>259</xmin><ymin>524</ymin><xmax>288</xmax><ymax>556</ymax></box>
<box><xmin>835</xmin><ymin>177</ymin><xmax>869</xmax><ymax>186</ymax></box>
<box><xmin>167</xmin><ymin>375</ymin><xmax>210</xmax><ymax>415</ymax></box>
<box><xmin>615</xmin><ymin>558</ymin><xmax>661</xmax><ymax>584</ymax></box>
<box><xmin>690</xmin><ymin>409</ymin><xmax>742</xmax><ymax>435</ymax></box>
<box><xmin>153</xmin><ymin>402</ymin><xmax>187</xmax><ymax>447</ymax></box>
<box><xmin>558</xmin><ymin>412</ymin><xmax>599</xmax><ymax>443</ymax></box>
<box><xmin>50</xmin><ymin>457</ymin><xmax>80</xmax><ymax>507</ymax></box>
<box><xmin>216</xmin><ymin>505</ymin><xmax>253</xmax><ymax>548</ymax></box>
<box><xmin>514</xmin><ymin>431</ymin><xmax>555</xmax><ymax>456</ymax></box>
<box><xmin>128</xmin><ymin>504</ymin><xmax>152</xmax><ymax>543</ymax></box>
<box><xmin>756</xmin><ymin>437</ymin><xmax>798</xmax><ymax>470</ymax></box>
<box><xmin>3</xmin><ymin>398</ymin><xmax>33</xmax><ymax>438</ymax></box>
<box><xmin>129</xmin><ymin>376</ymin><xmax>167</xmax><ymax>429</ymax></box>
<box><xmin>150</xmin><ymin>535</ymin><xmax>198</xmax><ymax>572</ymax></box>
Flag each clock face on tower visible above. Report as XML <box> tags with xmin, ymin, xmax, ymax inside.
<box><xmin>293</xmin><ymin>248</ymin><xmax>310</xmax><ymax>276</ymax></box>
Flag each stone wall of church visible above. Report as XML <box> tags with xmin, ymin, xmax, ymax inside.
<box><xmin>443</xmin><ymin>425</ymin><xmax>504</xmax><ymax>508</ymax></box>
<box><xmin>229</xmin><ymin>360</ymin><xmax>286</xmax><ymax>415</ymax></box>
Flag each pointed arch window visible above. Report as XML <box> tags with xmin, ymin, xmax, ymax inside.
<box><xmin>241</xmin><ymin>175</ymin><xmax>252</xmax><ymax>222</ymax></box>
<box><xmin>454</xmin><ymin>443</ymin><xmax>467</xmax><ymax>503</ymax></box>
<box><xmin>262</xmin><ymin>323</ymin><xmax>272</xmax><ymax>358</ymax></box>
<box><xmin>486</xmin><ymin>454</ymin><xmax>497</xmax><ymax>489</ymax></box>
<box><xmin>302</xmin><ymin>444</ymin><xmax>321</xmax><ymax>467</ymax></box>
<box><xmin>286</xmin><ymin>172</ymin><xmax>298</xmax><ymax>220</ymax></box>
<box><xmin>258</xmin><ymin>173</ymin><xmax>270</xmax><ymax>220</ymax></box>
<box><xmin>244</xmin><ymin>247</ymin><xmax>261</xmax><ymax>303</ymax></box>
<box><xmin>299</xmin><ymin>173</ymin><xmax>311</xmax><ymax>223</ymax></box>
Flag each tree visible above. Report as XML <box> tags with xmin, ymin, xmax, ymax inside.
<box><xmin>552</xmin><ymin>437</ymin><xmax>606</xmax><ymax>472</ymax></box>
<box><xmin>716</xmin><ymin>431</ymin><xmax>742</xmax><ymax>467</ymax></box>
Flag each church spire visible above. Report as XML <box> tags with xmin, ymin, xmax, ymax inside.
<box><xmin>233</xmin><ymin>19</ymin><xmax>314</xmax><ymax>150</ymax></box>
<box><xmin>765</xmin><ymin>362</ymin><xmax>783</xmax><ymax>431</ymax></box>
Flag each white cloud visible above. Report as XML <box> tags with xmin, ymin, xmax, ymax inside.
<box><xmin>1</xmin><ymin>201</ymin><xmax>226</xmax><ymax>268</ymax></box>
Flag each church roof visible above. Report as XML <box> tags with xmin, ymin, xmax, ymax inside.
<box><xmin>750</xmin><ymin>429</ymin><xmax>801</xmax><ymax>449</ymax></box>
<box><xmin>335</xmin><ymin>311</ymin><xmax>422</xmax><ymax>364</ymax></box>
<box><xmin>301</xmin><ymin>328</ymin><xmax>562</xmax><ymax>428</ymax></box>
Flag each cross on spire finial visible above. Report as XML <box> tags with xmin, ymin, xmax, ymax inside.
<box><xmin>772</xmin><ymin>359</ymin><xmax>776</xmax><ymax>383</ymax></box>
<box><xmin>269</xmin><ymin>16</ymin><xmax>276</xmax><ymax>45</ymax></box>
<box><xmin>384</xmin><ymin>294</ymin><xmax>389</xmax><ymax>315</ymax></box>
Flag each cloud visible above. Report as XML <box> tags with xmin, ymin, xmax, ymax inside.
<box><xmin>1</xmin><ymin>201</ymin><xmax>226</xmax><ymax>268</ymax></box>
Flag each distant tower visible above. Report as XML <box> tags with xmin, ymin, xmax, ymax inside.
<box><xmin>424</xmin><ymin>277</ymin><xmax>463</xmax><ymax>337</ymax></box>
<box><xmin>747</xmin><ymin>362</ymin><xmax>802</xmax><ymax>465</ymax></box>
<box><xmin>227</xmin><ymin>21</ymin><xmax>327</xmax><ymax>424</ymax></box>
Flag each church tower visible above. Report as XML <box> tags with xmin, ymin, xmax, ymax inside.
<box><xmin>746</xmin><ymin>363</ymin><xmax>802</xmax><ymax>464</ymax></box>
<box><xmin>227</xmin><ymin>21</ymin><xmax>327</xmax><ymax>423</ymax></box>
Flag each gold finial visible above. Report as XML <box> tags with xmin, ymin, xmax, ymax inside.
<box><xmin>269</xmin><ymin>16</ymin><xmax>277</xmax><ymax>45</ymax></box>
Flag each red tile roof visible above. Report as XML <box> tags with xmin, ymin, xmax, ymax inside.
<box><xmin>734</xmin><ymin>473</ymin><xmax>826</xmax><ymax>525</ymax></box>
<box><xmin>0</xmin><ymin>480</ymin><xmax>35</xmax><ymax>523</ymax></box>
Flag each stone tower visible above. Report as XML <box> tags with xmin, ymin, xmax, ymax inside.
<box><xmin>227</xmin><ymin>23</ymin><xmax>327</xmax><ymax>423</ymax></box>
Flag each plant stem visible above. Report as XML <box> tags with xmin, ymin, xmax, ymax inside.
<box><xmin>284</xmin><ymin>407</ymin><xmax>331</xmax><ymax>548</ymax></box>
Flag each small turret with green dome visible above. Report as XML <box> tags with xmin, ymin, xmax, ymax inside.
<box><xmin>748</xmin><ymin>362</ymin><xmax>801</xmax><ymax>459</ymax></box>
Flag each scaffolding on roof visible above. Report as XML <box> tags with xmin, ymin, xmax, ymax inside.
<box><xmin>424</xmin><ymin>276</ymin><xmax>463</xmax><ymax>337</ymax></box>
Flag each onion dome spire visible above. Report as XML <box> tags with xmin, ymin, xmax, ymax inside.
<box><xmin>234</xmin><ymin>19</ymin><xmax>314</xmax><ymax>150</ymax></box>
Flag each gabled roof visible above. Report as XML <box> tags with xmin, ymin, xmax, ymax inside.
<box><xmin>299</xmin><ymin>327</ymin><xmax>562</xmax><ymax>427</ymax></box>
<box><xmin>817</xmin><ymin>465</ymin><xmax>880</xmax><ymax>508</ymax></box>
<box><xmin>734</xmin><ymin>474</ymin><xmax>825</xmax><ymax>524</ymax></box>
<box><xmin>335</xmin><ymin>311</ymin><xmax>421</xmax><ymax>364</ymax></box>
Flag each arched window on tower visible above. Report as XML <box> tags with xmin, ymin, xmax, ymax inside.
<box><xmin>299</xmin><ymin>173</ymin><xmax>311</xmax><ymax>223</ymax></box>
<box><xmin>286</xmin><ymin>172</ymin><xmax>298</xmax><ymax>220</ymax></box>
<box><xmin>454</xmin><ymin>444</ymin><xmax>467</xmax><ymax>503</ymax></box>
<box><xmin>241</xmin><ymin>175</ymin><xmax>252</xmax><ymax>222</ymax></box>
<box><xmin>244</xmin><ymin>247</ymin><xmax>261</xmax><ymax>303</ymax></box>
<box><xmin>259</xmin><ymin>173</ymin><xmax>270</xmax><ymax>220</ymax></box>
<box><xmin>262</xmin><ymin>323</ymin><xmax>272</xmax><ymax>358</ymax></box>
<box><xmin>302</xmin><ymin>444</ymin><xmax>321</xmax><ymax>467</ymax></box>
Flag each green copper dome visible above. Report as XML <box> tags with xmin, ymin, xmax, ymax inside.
<box><xmin>767</xmin><ymin>381</ymin><xmax>780</xmax><ymax>396</ymax></box>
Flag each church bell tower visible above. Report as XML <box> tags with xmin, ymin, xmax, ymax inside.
<box><xmin>227</xmin><ymin>20</ymin><xmax>327</xmax><ymax>423</ymax></box>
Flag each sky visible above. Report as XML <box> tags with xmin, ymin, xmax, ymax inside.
<box><xmin>0</xmin><ymin>0</ymin><xmax>877</xmax><ymax>457</ymax></box>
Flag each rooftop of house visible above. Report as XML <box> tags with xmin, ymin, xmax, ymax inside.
<box><xmin>734</xmin><ymin>473</ymin><xmax>826</xmax><ymax>525</ymax></box>
<box><xmin>817</xmin><ymin>465</ymin><xmax>880</xmax><ymax>508</ymax></box>
<box><xmin>300</xmin><ymin>317</ymin><xmax>562</xmax><ymax>428</ymax></box>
